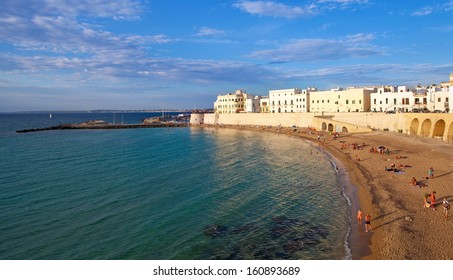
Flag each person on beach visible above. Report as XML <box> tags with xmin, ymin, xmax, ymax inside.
<box><xmin>423</xmin><ymin>194</ymin><xmax>431</xmax><ymax>208</ymax></box>
<box><xmin>357</xmin><ymin>209</ymin><xmax>363</xmax><ymax>224</ymax></box>
<box><xmin>365</xmin><ymin>213</ymin><xmax>372</xmax><ymax>232</ymax></box>
<box><xmin>430</xmin><ymin>191</ymin><xmax>436</xmax><ymax>209</ymax></box>
<box><xmin>443</xmin><ymin>198</ymin><xmax>450</xmax><ymax>219</ymax></box>
<box><xmin>410</xmin><ymin>177</ymin><xmax>418</xmax><ymax>187</ymax></box>
<box><xmin>428</xmin><ymin>167</ymin><xmax>434</xmax><ymax>179</ymax></box>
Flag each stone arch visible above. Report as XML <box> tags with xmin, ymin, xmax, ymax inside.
<box><xmin>328</xmin><ymin>123</ymin><xmax>334</xmax><ymax>132</ymax></box>
<box><xmin>432</xmin><ymin>119</ymin><xmax>446</xmax><ymax>138</ymax></box>
<box><xmin>409</xmin><ymin>118</ymin><xmax>419</xmax><ymax>135</ymax></box>
<box><xmin>447</xmin><ymin>121</ymin><xmax>453</xmax><ymax>143</ymax></box>
<box><xmin>322</xmin><ymin>122</ymin><xmax>327</xmax><ymax>131</ymax></box>
<box><xmin>420</xmin><ymin>119</ymin><xmax>432</xmax><ymax>137</ymax></box>
<box><xmin>342</xmin><ymin>127</ymin><xmax>348</xmax><ymax>133</ymax></box>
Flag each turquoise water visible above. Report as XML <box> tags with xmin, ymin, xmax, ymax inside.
<box><xmin>0</xmin><ymin>113</ymin><xmax>350</xmax><ymax>259</ymax></box>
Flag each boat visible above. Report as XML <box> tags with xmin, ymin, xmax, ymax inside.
<box><xmin>49</xmin><ymin>113</ymin><xmax>52</xmax><ymax>119</ymax></box>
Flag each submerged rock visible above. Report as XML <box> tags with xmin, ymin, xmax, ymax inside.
<box><xmin>283</xmin><ymin>239</ymin><xmax>305</xmax><ymax>253</ymax></box>
<box><xmin>203</xmin><ymin>224</ymin><xmax>228</xmax><ymax>238</ymax></box>
<box><xmin>230</xmin><ymin>223</ymin><xmax>255</xmax><ymax>234</ymax></box>
<box><xmin>270</xmin><ymin>216</ymin><xmax>307</xmax><ymax>239</ymax></box>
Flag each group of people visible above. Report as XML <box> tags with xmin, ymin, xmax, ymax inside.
<box><xmin>357</xmin><ymin>209</ymin><xmax>372</xmax><ymax>232</ymax></box>
<box><xmin>340</xmin><ymin>142</ymin><xmax>366</xmax><ymax>150</ymax></box>
<box><xmin>407</xmin><ymin>166</ymin><xmax>433</xmax><ymax>188</ymax></box>
<box><xmin>423</xmin><ymin>191</ymin><xmax>450</xmax><ymax>219</ymax></box>
<box><xmin>369</xmin><ymin>146</ymin><xmax>389</xmax><ymax>155</ymax></box>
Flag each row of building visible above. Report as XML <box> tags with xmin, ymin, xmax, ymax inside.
<box><xmin>213</xmin><ymin>73</ymin><xmax>453</xmax><ymax>114</ymax></box>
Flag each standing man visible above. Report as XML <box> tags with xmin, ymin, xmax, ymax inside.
<box><xmin>365</xmin><ymin>213</ymin><xmax>372</xmax><ymax>232</ymax></box>
<box><xmin>443</xmin><ymin>198</ymin><xmax>450</xmax><ymax>219</ymax></box>
<box><xmin>428</xmin><ymin>167</ymin><xmax>434</xmax><ymax>179</ymax></box>
<box><xmin>431</xmin><ymin>191</ymin><xmax>436</xmax><ymax>209</ymax></box>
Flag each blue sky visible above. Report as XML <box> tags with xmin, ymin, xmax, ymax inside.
<box><xmin>1</xmin><ymin>0</ymin><xmax>453</xmax><ymax>111</ymax></box>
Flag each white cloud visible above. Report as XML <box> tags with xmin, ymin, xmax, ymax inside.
<box><xmin>194</xmin><ymin>27</ymin><xmax>226</xmax><ymax>37</ymax></box>
<box><xmin>1</xmin><ymin>0</ymin><xmax>144</xmax><ymax>20</ymax></box>
<box><xmin>412</xmin><ymin>8</ymin><xmax>433</xmax><ymax>17</ymax></box>
<box><xmin>233</xmin><ymin>0</ymin><xmax>370</xmax><ymax>18</ymax></box>
<box><xmin>283</xmin><ymin>63</ymin><xmax>453</xmax><ymax>88</ymax></box>
<box><xmin>233</xmin><ymin>1</ymin><xmax>317</xmax><ymax>18</ymax></box>
<box><xmin>248</xmin><ymin>34</ymin><xmax>380</xmax><ymax>62</ymax></box>
<box><xmin>0</xmin><ymin>1</ymin><xmax>168</xmax><ymax>55</ymax></box>
<box><xmin>412</xmin><ymin>1</ymin><xmax>453</xmax><ymax>16</ymax></box>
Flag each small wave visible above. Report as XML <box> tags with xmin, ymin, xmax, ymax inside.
<box><xmin>329</xmin><ymin>158</ymin><xmax>352</xmax><ymax>260</ymax></box>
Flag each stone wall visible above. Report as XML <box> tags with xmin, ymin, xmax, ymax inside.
<box><xmin>204</xmin><ymin>113</ymin><xmax>315</xmax><ymax>127</ymax></box>
<box><xmin>190</xmin><ymin>112</ymin><xmax>453</xmax><ymax>140</ymax></box>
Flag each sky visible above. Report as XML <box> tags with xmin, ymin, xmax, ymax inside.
<box><xmin>1</xmin><ymin>0</ymin><xmax>453</xmax><ymax>112</ymax></box>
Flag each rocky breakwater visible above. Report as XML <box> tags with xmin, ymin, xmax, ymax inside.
<box><xmin>15</xmin><ymin>119</ymin><xmax>188</xmax><ymax>133</ymax></box>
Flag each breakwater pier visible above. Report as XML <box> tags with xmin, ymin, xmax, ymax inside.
<box><xmin>16</xmin><ymin>120</ymin><xmax>188</xmax><ymax>133</ymax></box>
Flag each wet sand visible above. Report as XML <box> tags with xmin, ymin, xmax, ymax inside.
<box><xmin>205</xmin><ymin>124</ymin><xmax>453</xmax><ymax>259</ymax></box>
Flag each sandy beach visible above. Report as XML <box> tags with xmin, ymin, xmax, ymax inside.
<box><xmin>207</xmin><ymin>124</ymin><xmax>453</xmax><ymax>260</ymax></box>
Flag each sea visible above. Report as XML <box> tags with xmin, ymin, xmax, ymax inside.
<box><xmin>0</xmin><ymin>112</ymin><xmax>351</xmax><ymax>260</ymax></box>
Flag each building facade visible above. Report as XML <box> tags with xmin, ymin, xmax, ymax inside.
<box><xmin>268</xmin><ymin>88</ymin><xmax>311</xmax><ymax>113</ymax></box>
<box><xmin>244</xmin><ymin>94</ymin><xmax>261</xmax><ymax>113</ymax></box>
<box><xmin>260</xmin><ymin>97</ymin><xmax>270</xmax><ymax>113</ymax></box>
<box><xmin>370</xmin><ymin>86</ymin><xmax>416</xmax><ymax>112</ymax></box>
<box><xmin>310</xmin><ymin>87</ymin><xmax>374</xmax><ymax>113</ymax></box>
<box><xmin>213</xmin><ymin>90</ymin><xmax>246</xmax><ymax>114</ymax></box>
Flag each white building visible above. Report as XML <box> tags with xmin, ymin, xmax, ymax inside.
<box><xmin>244</xmin><ymin>94</ymin><xmax>261</xmax><ymax>113</ymax></box>
<box><xmin>260</xmin><ymin>96</ymin><xmax>270</xmax><ymax>113</ymax></box>
<box><xmin>448</xmin><ymin>73</ymin><xmax>453</xmax><ymax>113</ymax></box>
<box><xmin>213</xmin><ymin>89</ymin><xmax>246</xmax><ymax>114</ymax></box>
<box><xmin>370</xmin><ymin>86</ymin><xmax>416</xmax><ymax>113</ymax></box>
<box><xmin>310</xmin><ymin>87</ymin><xmax>375</xmax><ymax>113</ymax></box>
<box><xmin>269</xmin><ymin>88</ymin><xmax>312</xmax><ymax>113</ymax></box>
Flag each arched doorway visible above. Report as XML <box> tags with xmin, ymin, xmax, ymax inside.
<box><xmin>342</xmin><ymin>127</ymin><xmax>348</xmax><ymax>133</ymax></box>
<box><xmin>420</xmin><ymin>119</ymin><xmax>432</xmax><ymax>137</ymax></box>
<box><xmin>322</xmin><ymin>122</ymin><xmax>327</xmax><ymax>131</ymax></box>
<box><xmin>409</xmin><ymin>118</ymin><xmax>419</xmax><ymax>135</ymax></box>
<box><xmin>328</xmin><ymin>123</ymin><xmax>334</xmax><ymax>132</ymax></box>
<box><xmin>432</xmin><ymin>119</ymin><xmax>446</xmax><ymax>138</ymax></box>
<box><xmin>447</xmin><ymin>121</ymin><xmax>453</xmax><ymax>144</ymax></box>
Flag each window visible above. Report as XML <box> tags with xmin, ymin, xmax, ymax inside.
<box><xmin>352</xmin><ymin>100</ymin><xmax>355</xmax><ymax>104</ymax></box>
<box><xmin>385</xmin><ymin>98</ymin><xmax>388</xmax><ymax>104</ymax></box>
<box><xmin>394</xmin><ymin>98</ymin><xmax>396</xmax><ymax>105</ymax></box>
<box><xmin>438</xmin><ymin>98</ymin><xmax>441</xmax><ymax>102</ymax></box>
<box><xmin>346</xmin><ymin>100</ymin><xmax>349</xmax><ymax>105</ymax></box>
<box><xmin>374</xmin><ymin>99</ymin><xmax>376</xmax><ymax>104</ymax></box>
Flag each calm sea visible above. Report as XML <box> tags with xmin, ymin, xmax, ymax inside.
<box><xmin>0</xmin><ymin>112</ymin><xmax>351</xmax><ymax>260</ymax></box>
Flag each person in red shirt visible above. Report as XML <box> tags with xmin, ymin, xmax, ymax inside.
<box><xmin>431</xmin><ymin>191</ymin><xmax>436</xmax><ymax>209</ymax></box>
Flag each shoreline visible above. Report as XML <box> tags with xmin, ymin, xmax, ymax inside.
<box><xmin>202</xmin><ymin>124</ymin><xmax>453</xmax><ymax>260</ymax></box>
